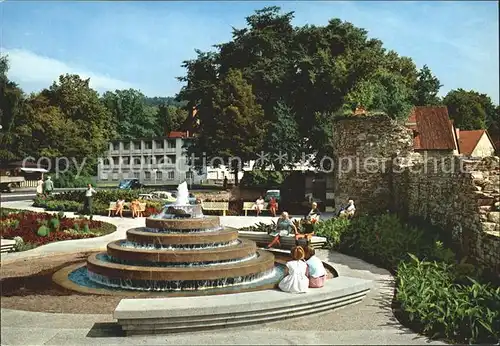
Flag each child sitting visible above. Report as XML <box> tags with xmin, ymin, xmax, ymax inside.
<box><xmin>278</xmin><ymin>246</ymin><xmax>309</xmax><ymax>294</ymax></box>
<box><xmin>304</xmin><ymin>246</ymin><xmax>326</xmax><ymax>288</ymax></box>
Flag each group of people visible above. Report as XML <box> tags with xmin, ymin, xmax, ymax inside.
<box><xmin>113</xmin><ymin>198</ymin><xmax>142</xmax><ymax>218</ymax></box>
<box><xmin>279</xmin><ymin>245</ymin><xmax>327</xmax><ymax>293</ymax></box>
<box><xmin>252</xmin><ymin>196</ymin><xmax>278</xmax><ymax>217</ymax></box>
<box><xmin>266</xmin><ymin>202</ymin><xmax>322</xmax><ymax>248</ymax></box>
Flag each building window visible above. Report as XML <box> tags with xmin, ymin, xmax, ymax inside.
<box><xmin>186</xmin><ymin>171</ymin><xmax>194</xmax><ymax>180</ymax></box>
<box><xmin>112</xmin><ymin>157</ymin><xmax>119</xmax><ymax>165</ymax></box>
<box><xmin>155</xmin><ymin>155</ymin><xmax>165</xmax><ymax>165</ymax></box>
<box><xmin>133</xmin><ymin>172</ymin><xmax>140</xmax><ymax>179</ymax></box>
<box><xmin>123</xmin><ymin>142</ymin><xmax>130</xmax><ymax>150</ymax></box>
<box><xmin>144</xmin><ymin>171</ymin><xmax>151</xmax><ymax>180</ymax></box>
<box><xmin>133</xmin><ymin>142</ymin><xmax>141</xmax><ymax>150</ymax></box>
<box><xmin>144</xmin><ymin>141</ymin><xmax>152</xmax><ymax>150</ymax></box>
<box><xmin>144</xmin><ymin>156</ymin><xmax>154</xmax><ymax>165</ymax></box>
<box><xmin>112</xmin><ymin>173</ymin><xmax>119</xmax><ymax>180</ymax></box>
<box><xmin>155</xmin><ymin>140</ymin><xmax>164</xmax><ymax>149</ymax></box>
<box><xmin>121</xmin><ymin>157</ymin><xmax>130</xmax><ymax>165</ymax></box>
<box><xmin>167</xmin><ymin>155</ymin><xmax>176</xmax><ymax>164</ymax></box>
<box><xmin>167</xmin><ymin>140</ymin><xmax>176</xmax><ymax>149</ymax></box>
<box><xmin>132</xmin><ymin>156</ymin><xmax>141</xmax><ymax>165</ymax></box>
<box><xmin>167</xmin><ymin>171</ymin><xmax>175</xmax><ymax>180</ymax></box>
<box><xmin>156</xmin><ymin>171</ymin><xmax>162</xmax><ymax>180</ymax></box>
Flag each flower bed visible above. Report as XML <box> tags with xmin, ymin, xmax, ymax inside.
<box><xmin>0</xmin><ymin>210</ymin><xmax>116</xmax><ymax>250</ymax></box>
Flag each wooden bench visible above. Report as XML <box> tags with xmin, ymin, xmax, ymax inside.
<box><xmin>107</xmin><ymin>202</ymin><xmax>146</xmax><ymax>217</ymax></box>
<box><xmin>242</xmin><ymin>202</ymin><xmax>278</xmax><ymax>216</ymax></box>
<box><xmin>201</xmin><ymin>201</ymin><xmax>229</xmax><ymax>216</ymax></box>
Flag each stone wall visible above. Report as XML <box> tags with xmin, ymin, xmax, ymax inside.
<box><xmin>332</xmin><ymin>115</ymin><xmax>414</xmax><ymax>213</ymax></box>
<box><xmin>332</xmin><ymin>116</ymin><xmax>500</xmax><ymax>272</ymax></box>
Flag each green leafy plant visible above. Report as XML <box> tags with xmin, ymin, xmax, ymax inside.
<box><xmin>396</xmin><ymin>254</ymin><xmax>500</xmax><ymax>344</ymax></box>
<box><xmin>36</xmin><ymin>225</ymin><xmax>50</xmax><ymax>237</ymax></box>
<box><xmin>49</xmin><ymin>218</ymin><xmax>60</xmax><ymax>232</ymax></box>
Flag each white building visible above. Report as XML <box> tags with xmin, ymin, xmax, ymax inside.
<box><xmin>97</xmin><ymin>132</ymin><xmax>207</xmax><ymax>185</ymax></box>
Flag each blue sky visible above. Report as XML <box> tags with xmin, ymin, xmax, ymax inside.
<box><xmin>2</xmin><ymin>1</ymin><xmax>498</xmax><ymax>103</ymax></box>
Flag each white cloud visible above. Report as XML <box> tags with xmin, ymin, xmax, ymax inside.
<box><xmin>2</xmin><ymin>47</ymin><xmax>135</xmax><ymax>92</ymax></box>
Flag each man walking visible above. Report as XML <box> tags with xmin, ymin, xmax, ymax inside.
<box><xmin>84</xmin><ymin>184</ymin><xmax>97</xmax><ymax>215</ymax></box>
<box><xmin>43</xmin><ymin>176</ymin><xmax>54</xmax><ymax>196</ymax></box>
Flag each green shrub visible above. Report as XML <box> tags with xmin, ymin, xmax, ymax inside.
<box><xmin>82</xmin><ymin>223</ymin><xmax>90</xmax><ymax>233</ymax></box>
<box><xmin>37</xmin><ymin>225</ymin><xmax>50</xmax><ymax>237</ymax></box>
<box><xmin>314</xmin><ymin>217</ymin><xmax>351</xmax><ymax>249</ymax></box>
<box><xmin>336</xmin><ymin>213</ymin><xmax>455</xmax><ymax>270</ymax></box>
<box><xmin>49</xmin><ymin>218</ymin><xmax>60</xmax><ymax>231</ymax></box>
<box><xmin>239</xmin><ymin>221</ymin><xmax>276</xmax><ymax>233</ymax></box>
<box><xmin>72</xmin><ymin>223</ymin><xmax>80</xmax><ymax>231</ymax></box>
<box><xmin>57</xmin><ymin>210</ymin><xmax>65</xmax><ymax>219</ymax></box>
<box><xmin>396</xmin><ymin>255</ymin><xmax>500</xmax><ymax>344</ymax></box>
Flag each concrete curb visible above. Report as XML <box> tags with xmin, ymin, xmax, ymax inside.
<box><xmin>114</xmin><ymin>276</ymin><xmax>372</xmax><ymax>335</ymax></box>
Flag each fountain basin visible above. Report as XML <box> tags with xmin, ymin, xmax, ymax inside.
<box><xmin>87</xmin><ymin>250</ymin><xmax>275</xmax><ymax>282</ymax></box>
<box><xmin>146</xmin><ymin>214</ymin><xmax>219</xmax><ymax>230</ymax></box>
<box><xmin>107</xmin><ymin>238</ymin><xmax>257</xmax><ymax>263</ymax></box>
<box><xmin>126</xmin><ymin>227</ymin><xmax>239</xmax><ymax>246</ymax></box>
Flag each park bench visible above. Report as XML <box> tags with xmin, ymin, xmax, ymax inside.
<box><xmin>107</xmin><ymin>202</ymin><xmax>146</xmax><ymax>217</ymax></box>
<box><xmin>242</xmin><ymin>202</ymin><xmax>278</xmax><ymax>216</ymax></box>
<box><xmin>201</xmin><ymin>201</ymin><xmax>229</xmax><ymax>216</ymax></box>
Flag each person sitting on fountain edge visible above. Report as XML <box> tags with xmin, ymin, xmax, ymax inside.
<box><xmin>278</xmin><ymin>246</ymin><xmax>309</xmax><ymax>294</ymax></box>
<box><xmin>267</xmin><ymin>212</ymin><xmax>297</xmax><ymax>248</ymax></box>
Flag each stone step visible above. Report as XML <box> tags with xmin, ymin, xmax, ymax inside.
<box><xmin>114</xmin><ymin>276</ymin><xmax>372</xmax><ymax>335</ymax></box>
<box><xmin>118</xmin><ymin>290</ymin><xmax>368</xmax><ymax>331</ymax></box>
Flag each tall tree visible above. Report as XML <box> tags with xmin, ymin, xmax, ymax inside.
<box><xmin>443</xmin><ymin>89</ymin><xmax>496</xmax><ymax>130</ymax></box>
<box><xmin>187</xmin><ymin>69</ymin><xmax>266</xmax><ymax>185</ymax></box>
<box><xmin>156</xmin><ymin>103</ymin><xmax>188</xmax><ymax>135</ymax></box>
<box><xmin>0</xmin><ymin>55</ymin><xmax>26</xmax><ymax>162</ymax></box>
<box><xmin>414</xmin><ymin>64</ymin><xmax>442</xmax><ymax>106</ymax></box>
<box><xmin>263</xmin><ymin>101</ymin><xmax>301</xmax><ymax>170</ymax></box>
<box><xmin>101</xmin><ymin>89</ymin><xmax>157</xmax><ymax>139</ymax></box>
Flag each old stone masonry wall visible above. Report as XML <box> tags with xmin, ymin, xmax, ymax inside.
<box><xmin>332</xmin><ymin>115</ymin><xmax>500</xmax><ymax>272</ymax></box>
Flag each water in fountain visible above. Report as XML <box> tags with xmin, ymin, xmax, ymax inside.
<box><xmin>175</xmin><ymin>181</ymin><xmax>190</xmax><ymax>206</ymax></box>
<box><xmin>62</xmin><ymin>181</ymin><xmax>284</xmax><ymax>293</ymax></box>
<box><xmin>153</xmin><ymin>181</ymin><xmax>204</xmax><ymax>219</ymax></box>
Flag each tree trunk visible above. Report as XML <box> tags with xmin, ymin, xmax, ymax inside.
<box><xmin>234</xmin><ymin>166</ymin><xmax>239</xmax><ymax>186</ymax></box>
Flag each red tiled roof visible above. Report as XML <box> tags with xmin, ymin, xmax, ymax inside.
<box><xmin>167</xmin><ymin>131</ymin><xmax>189</xmax><ymax>138</ymax></box>
<box><xmin>458</xmin><ymin>130</ymin><xmax>488</xmax><ymax>155</ymax></box>
<box><xmin>406</xmin><ymin>107</ymin><xmax>457</xmax><ymax>151</ymax></box>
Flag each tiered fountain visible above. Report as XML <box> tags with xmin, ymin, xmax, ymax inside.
<box><xmin>57</xmin><ymin>182</ymin><xmax>284</xmax><ymax>294</ymax></box>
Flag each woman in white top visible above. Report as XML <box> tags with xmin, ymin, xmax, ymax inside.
<box><xmin>278</xmin><ymin>246</ymin><xmax>309</xmax><ymax>294</ymax></box>
<box><xmin>36</xmin><ymin>178</ymin><xmax>44</xmax><ymax>195</ymax></box>
<box><xmin>304</xmin><ymin>246</ymin><xmax>326</xmax><ymax>288</ymax></box>
<box><xmin>253</xmin><ymin>196</ymin><xmax>265</xmax><ymax>216</ymax></box>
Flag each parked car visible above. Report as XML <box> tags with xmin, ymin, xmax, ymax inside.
<box><xmin>118</xmin><ymin>178</ymin><xmax>143</xmax><ymax>189</ymax></box>
<box><xmin>264</xmin><ymin>189</ymin><xmax>281</xmax><ymax>203</ymax></box>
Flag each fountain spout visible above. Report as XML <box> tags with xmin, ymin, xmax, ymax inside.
<box><xmin>175</xmin><ymin>181</ymin><xmax>190</xmax><ymax>206</ymax></box>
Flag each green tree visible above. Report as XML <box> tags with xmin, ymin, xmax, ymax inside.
<box><xmin>263</xmin><ymin>100</ymin><xmax>301</xmax><ymax>170</ymax></box>
<box><xmin>414</xmin><ymin>64</ymin><xmax>442</xmax><ymax>106</ymax></box>
<box><xmin>156</xmin><ymin>103</ymin><xmax>188</xmax><ymax>135</ymax></box>
<box><xmin>187</xmin><ymin>69</ymin><xmax>265</xmax><ymax>185</ymax></box>
<box><xmin>0</xmin><ymin>55</ymin><xmax>27</xmax><ymax>162</ymax></box>
<box><xmin>101</xmin><ymin>88</ymin><xmax>157</xmax><ymax>139</ymax></box>
<box><xmin>443</xmin><ymin>89</ymin><xmax>496</xmax><ymax>130</ymax></box>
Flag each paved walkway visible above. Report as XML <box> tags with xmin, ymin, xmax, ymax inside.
<box><xmin>0</xmin><ymin>201</ymin><xmax>445</xmax><ymax>345</ymax></box>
